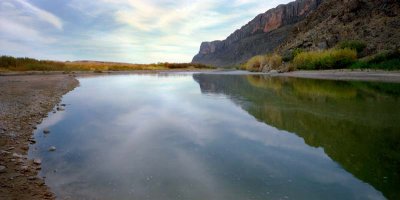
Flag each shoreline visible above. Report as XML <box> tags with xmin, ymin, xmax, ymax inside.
<box><xmin>278</xmin><ymin>69</ymin><xmax>400</xmax><ymax>83</ymax></box>
<box><xmin>2</xmin><ymin>69</ymin><xmax>400</xmax><ymax>83</ymax></box>
<box><xmin>0</xmin><ymin>75</ymin><xmax>79</xmax><ymax>199</ymax></box>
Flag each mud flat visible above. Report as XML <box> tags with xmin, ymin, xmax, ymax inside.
<box><xmin>0</xmin><ymin>75</ymin><xmax>79</xmax><ymax>200</ymax></box>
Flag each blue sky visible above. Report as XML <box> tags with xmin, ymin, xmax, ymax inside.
<box><xmin>0</xmin><ymin>0</ymin><xmax>292</xmax><ymax>63</ymax></box>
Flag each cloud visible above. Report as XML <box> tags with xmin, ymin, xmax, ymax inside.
<box><xmin>1</xmin><ymin>0</ymin><xmax>293</xmax><ymax>63</ymax></box>
<box><xmin>2</xmin><ymin>0</ymin><xmax>62</xmax><ymax>30</ymax></box>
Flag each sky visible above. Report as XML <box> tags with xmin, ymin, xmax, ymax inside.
<box><xmin>0</xmin><ymin>0</ymin><xmax>292</xmax><ymax>63</ymax></box>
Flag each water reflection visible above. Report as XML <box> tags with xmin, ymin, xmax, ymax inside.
<box><xmin>194</xmin><ymin>74</ymin><xmax>400</xmax><ymax>200</ymax></box>
<box><xmin>29</xmin><ymin>74</ymin><xmax>398</xmax><ymax>200</ymax></box>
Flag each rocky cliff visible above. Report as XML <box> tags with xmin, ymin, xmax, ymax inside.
<box><xmin>277</xmin><ymin>0</ymin><xmax>400</xmax><ymax>55</ymax></box>
<box><xmin>192</xmin><ymin>0</ymin><xmax>322</xmax><ymax>67</ymax></box>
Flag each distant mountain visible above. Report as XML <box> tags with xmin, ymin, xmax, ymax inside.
<box><xmin>192</xmin><ymin>0</ymin><xmax>400</xmax><ymax>67</ymax></box>
<box><xmin>192</xmin><ymin>0</ymin><xmax>322</xmax><ymax>67</ymax></box>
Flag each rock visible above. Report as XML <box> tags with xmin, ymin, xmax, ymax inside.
<box><xmin>270</xmin><ymin>70</ymin><xmax>279</xmax><ymax>74</ymax></box>
<box><xmin>49</xmin><ymin>146</ymin><xmax>56</xmax><ymax>152</ymax></box>
<box><xmin>20</xmin><ymin>165</ymin><xmax>29</xmax><ymax>171</ymax></box>
<box><xmin>43</xmin><ymin>128</ymin><xmax>50</xmax><ymax>134</ymax></box>
<box><xmin>28</xmin><ymin>139</ymin><xmax>36</xmax><ymax>144</ymax></box>
<box><xmin>318</xmin><ymin>41</ymin><xmax>328</xmax><ymax>50</ymax></box>
<box><xmin>12</xmin><ymin>153</ymin><xmax>23</xmax><ymax>158</ymax></box>
<box><xmin>33</xmin><ymin>159</ymin><xmax>41</xmax><ymax>165</ymax></box>
<box><xmin>56</xmin><ymin>106</ymin><xmax>65</xmax><ymax>111</ymax></box>
<box><xmin>1</xmin><ymin>150</ymin><xmax>11</xmax><ymax>155</ymax></box>
<box><xmin>0</xmin><ymin>165</ymin><xmax>6</xmax><ymax>173</ymax></box>
<box><xmin>28</xmin><ymin>176</ymin><xmax>36</xmax><ymax>181</ymax></box>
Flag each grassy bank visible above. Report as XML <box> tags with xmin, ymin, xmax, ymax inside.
<box><xmin>242</xmin><ymin>40</ymin><xmax>400</xmax><ymax>72</ymax></box>
<box><xmin>0</xmin><ymin>56</ymin><xmax>214</xmax><ymax>72</ymax></box>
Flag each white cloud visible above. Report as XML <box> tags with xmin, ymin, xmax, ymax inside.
<box><xmin>1</xmin><ymin>0</ymin><xmax>295</xmax><ymax>63</ymax></box>
<box><xmin>9</xmin><ymin>0</ymin><xmax>62</xmax><ymax>30</ymax></box>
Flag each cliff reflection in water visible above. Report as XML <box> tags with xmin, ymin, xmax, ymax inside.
<box><xmin>193</xmin><ymin>74</ymin><xmax>400</xmax><ymax>200</ymax></box>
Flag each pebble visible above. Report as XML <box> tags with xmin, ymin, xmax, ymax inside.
<box><xmin>33</xmin><ymin>159</ymin><xmax>42</xmax><ymax>165</ymax></box>
<box><xmin>49</xmin><ymin>146</ymin><xmax>56</xmax><ymax>152</ymax></box>
<box><xmin>0</xmin><ymin>165</ymin><xmax>6</xmax><ymax>173</ymax></box>
<box><xmin>43</xmin><ymin>128</ymin><xmax>50</xmax><ymax>134</ymax></box>
<box><xmin>12</xmin><ymin>153</ymin><xmax>23</xmax><ymax>158</ymax></box>
<box><xmin>1</xmin><ymin>150</ymin><xmax>11</xmax><ymax>155</ymax></box>
<box><xmin>20</xmin><ymin>166</ymin><xmax>28</xmax><ymax>171</ymax></box>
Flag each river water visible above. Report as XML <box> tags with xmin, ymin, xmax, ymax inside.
<box><xmin>29</xmin><ymin>73</ymin><xmax>400</xmax><ymax>200</ymax></box>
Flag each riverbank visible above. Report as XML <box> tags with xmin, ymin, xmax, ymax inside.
<box><xmin>0</xmin><ymin>75</ymin><xmax>79</xmax><ymax>200</ymax></box>
<box><xmin>278</xmin><ymin>69</ymin><xmax>400</xmax><ymax>83</ymax></box>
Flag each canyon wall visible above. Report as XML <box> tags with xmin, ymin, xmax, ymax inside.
<box><xmin>192</xmin><ymin>0</ymin><xmax>322</xmax><ymax>67</ymax></box>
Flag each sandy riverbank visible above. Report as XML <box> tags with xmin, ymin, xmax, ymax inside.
<box><xmin>279</xmin><ymin>69</ymin><xmax>400</xmax><ymax>83</ymax></box>
<box><xmin>0</xmin><ymin>75</ymin><xmax>79</xmax><ymax>200</ymax></box>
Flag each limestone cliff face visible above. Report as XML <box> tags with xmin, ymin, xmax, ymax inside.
<box><xmin>277</xmin><ymin>0</ymin><xmax>400</xmax><ymax>55</ymax></box>
<box><xmin>192</xmin><ymin>0</ymin><xmax>322</xmax><ymax>67</ymax></box>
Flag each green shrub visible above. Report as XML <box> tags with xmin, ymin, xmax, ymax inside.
<box><xmin>351</xmin><ymin>50</ymin><xmax>400</xmax><ymax>70</ymax></box>
<box><xmin>337</xmin><ymin>40</ymin><xmax>366</xmax><ymax>54</ymax></box>
<box><xmin>293</xmin><ymin>49</ymin><xmax>357</xmax><ymax>70</ymax></box>
<box><xmin>244</xmin><ymin>54</ymin><xmax>282</xmax><ymax>72</ymax></box>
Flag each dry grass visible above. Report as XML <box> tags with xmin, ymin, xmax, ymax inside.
<box><xmin>293</xmin><ymin>49</ymin><xmax>357</xmax><ymax>70</ymax></box>
<box><xmin>0</xmin><ymin>56</ymin><xmax>214</xmax><ymax>72</ymax></box>
<box><xmin>243</xmin><ymin>54</ymin><xmax>282</xmax><ymax>72</ymax></box>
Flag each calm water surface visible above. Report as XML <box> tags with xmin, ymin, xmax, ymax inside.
<box><xmin>29</xmin><ymin>73</ymin><xmax>400</xmax><ymax>200</ymax></box>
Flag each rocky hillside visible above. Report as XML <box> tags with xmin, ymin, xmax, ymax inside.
<box><xmin>192</xmin><ymin>0</ymin><xmax>400</xmax><ymax>67</ymax></box>
<box><xmin>192</xmin><ymin>0</ymin><xmax>322</xmax><ymax>67</ymax></box>
<box><xmin>277</xmin><ymin>0</ymin><xmax>400</xmax><ymax>55</ymax></box>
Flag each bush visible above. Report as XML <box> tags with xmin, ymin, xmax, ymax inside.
<box><xmin>351</xmin><ymin>50</ymin><xmax>400</xmax><ymax>70</ymax></box>
<box><xmin>282</xmin><ymin>48</ymin><xmax>304</xmax><ymax>62</ymax></box>
<box><xmin>337</xmin><ymin>40</ymin><xmax>366</xmax><ymax>54</ymax></box>
<box><xmin>368</xmin><ymin>50</ymin><xmax>400</xmax><ymax>63</ymax></box>
<box><xmin>293</xmin><ymin>49</ymin><xmax>357</xmax><ymax>70</ymax></box>
<box><xmin>244</xmin><ymin>55</ymin><xmax>266</xmax><ymax>71</ymax></box>
<box><xmin>244</xmin><ymin>54</ymin><xmax>282</xmax><ymax>72</ymax></box>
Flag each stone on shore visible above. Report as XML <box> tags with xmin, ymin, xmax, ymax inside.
<box><xmin>49</xmin><ymin>146</ymin><xmax>56</xmax><ymax>152</ymax></box>
<box><xmin>43</xmin><ymin>128</ymin><xmax>50</xmax><ymax>134</ymax></box>
<box><xmin>0</xmin><ymin>165</ymin><xmax>6</xmax><ymax>173</ymax></box>
<box><xmin>33</xmin><ymin>159</ymin><xmax>42</xmax><ymax>165</ymax></box>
